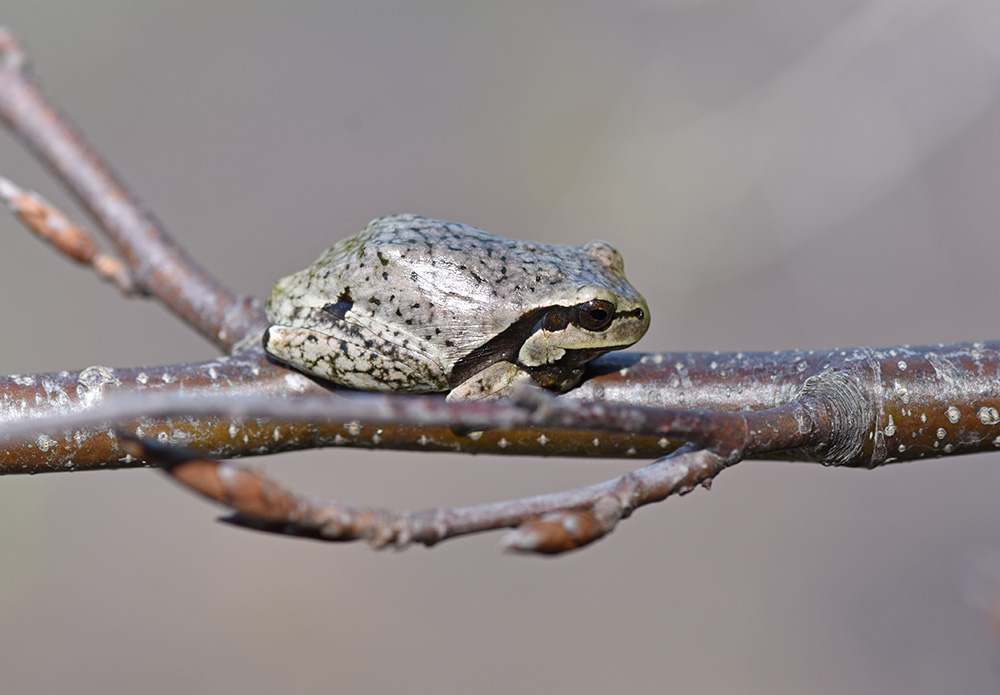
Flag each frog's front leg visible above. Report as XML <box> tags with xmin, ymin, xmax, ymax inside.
<box><xmin>444</xmin><ymin>361</ymin><xmax>537</xmax><ymax>402</ymax></box>
<box><xmin>264</xmin><ymin>308</ymin><xmax>448</xmax><ymax>393</ymax></box>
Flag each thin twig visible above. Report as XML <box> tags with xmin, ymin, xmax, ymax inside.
<box><xmin>0</xmin><ymin>27</ymin><xmax>266</xmax><ymax>351</ymax></box>
<box><xmin>498</xmin><ymin>445</ymin><xmax>723</xmax><ymax>552</ymax></box>
<box><xmin>0</xmin><ymin>176</ymin><xmax>134</xmax><ymax>292</ymax></box>
<box><xmin>128</xmin><ymin>438</ymin><xmax>726</xmax><ymax>554</ymax></box>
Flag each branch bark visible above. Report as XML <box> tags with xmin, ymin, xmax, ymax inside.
<box><xmin>2</xmin><ymin>341</ymin><xmax>1000</xmax><ymax>474</ymax></box>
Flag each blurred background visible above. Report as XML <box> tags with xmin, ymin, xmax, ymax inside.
<box><xmin>2</xmin><ymin>1</ymin><xmax>1000</xmax><ymax>692</ymax></box>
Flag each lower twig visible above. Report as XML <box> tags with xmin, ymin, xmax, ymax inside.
<box><xmin>498</xmin><ymin>444</ymin><xmax>723</xmax><ymax>553</ymax></box>
<box><xmin>126</xmin><ymin>438</ymin><xmax>729</xmax><ymax>554</ymax></box>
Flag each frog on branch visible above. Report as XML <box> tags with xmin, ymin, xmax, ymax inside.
<box><xmin>263</xmin><ymin>214</ymin><xmax>650</xmax><ymax>401</ymax></box>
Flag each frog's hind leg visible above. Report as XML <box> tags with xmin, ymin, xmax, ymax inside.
<box><xmin>264</xmin><ymin>320</ymin><xmax>448</xmax><ymax>393</ymax></box>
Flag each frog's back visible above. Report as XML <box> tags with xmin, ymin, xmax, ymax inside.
<box><xmin>268</xmin><ymin>214</ymin><xmax>641</xmax><ymax>368</ymax></box>
<box><xmin>344</xmin><ymin>213</ymin><xmax>635</xmax><ymax>307</ymax></box>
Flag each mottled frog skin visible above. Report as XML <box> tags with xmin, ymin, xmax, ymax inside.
<box><xmin>264</xmin><ymin>214</ymin><xmax>649</xmax><ymax>400</ymax></box>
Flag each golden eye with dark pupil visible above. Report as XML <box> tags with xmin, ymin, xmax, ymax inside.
<box><xmin>576</xmin><ymin>299</ymin><xmax>615</xmax><ymax>331</ymax></box>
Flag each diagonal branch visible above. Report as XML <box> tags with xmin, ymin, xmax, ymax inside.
<box><xmin>0</xmin><ymin>27</ymin><xmax>266</xmax><ymax>351</ymax></box>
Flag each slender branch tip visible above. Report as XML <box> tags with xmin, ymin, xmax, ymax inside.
<box><xmin>0</xmin><ymin>27</ymin><xmax>26</xmax><ymax>71</ymax></box>
<box><xmin>0</xmin><ymin>174</ymin><xmax>137</xmax><ymax>293</ymax></box>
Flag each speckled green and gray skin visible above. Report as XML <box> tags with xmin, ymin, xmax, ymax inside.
<box><xmin>263</xmin><ymin>214</ymin><xmax>649</xmax><ymax>399</ymax></box>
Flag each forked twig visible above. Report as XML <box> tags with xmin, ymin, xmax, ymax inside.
<box><xmin>101</xmin><ymin>388</ymin><xmax>819</xmax><ymax>553</ymax></box>
<box><xmin>0</xmin><ymin>27</ymin><xmax>266</xmax><ymax>351</ymax></box>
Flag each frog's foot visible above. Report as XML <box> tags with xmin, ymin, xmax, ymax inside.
<box><xmin>446</xmin><ymin>361</ymin><xmax>534</xmax><ymax>402</ymax></box>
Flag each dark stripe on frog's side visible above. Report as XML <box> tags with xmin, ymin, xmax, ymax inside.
<box><xmin>448</xmin><ymin>306</ymin><xmax>550</xmax><ymax>389</ymax></box>
<box><xmin>447</xmin><ymin>304</ymin><xmax>629</xmax><ymax>391</ymax></box>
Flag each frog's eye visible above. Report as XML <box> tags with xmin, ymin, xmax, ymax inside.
<box><xmin>576</xmin><ymin>299</ymin><xmax>615</xmax><ymax>331</ymax></box>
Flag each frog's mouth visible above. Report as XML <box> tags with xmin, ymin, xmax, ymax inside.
<box><xmin>448</xmin><ymin>303</ymin><xmax>647</xmax><ymax>391</ymax></box>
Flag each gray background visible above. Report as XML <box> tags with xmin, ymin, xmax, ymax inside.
<box><xmin>2</xmin><ymin>1</ymin><xmax>1000</xmax><ymax>693</ymax></box>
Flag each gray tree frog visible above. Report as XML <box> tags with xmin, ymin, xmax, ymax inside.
<box><xmin>264</xmin><ymin>214</ymin><xmax>649</xmax><ymax>400</ymax></box>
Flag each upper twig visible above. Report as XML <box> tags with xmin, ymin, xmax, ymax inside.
<box><xmin>0</xmin><ymin>176</ymin><xmax>134</xmax><ymax>292</ymax></box>
<box><xmin>0</xmin><ymin>27</ymin><xmax>267</xmax><ymax>352</ymax></box>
